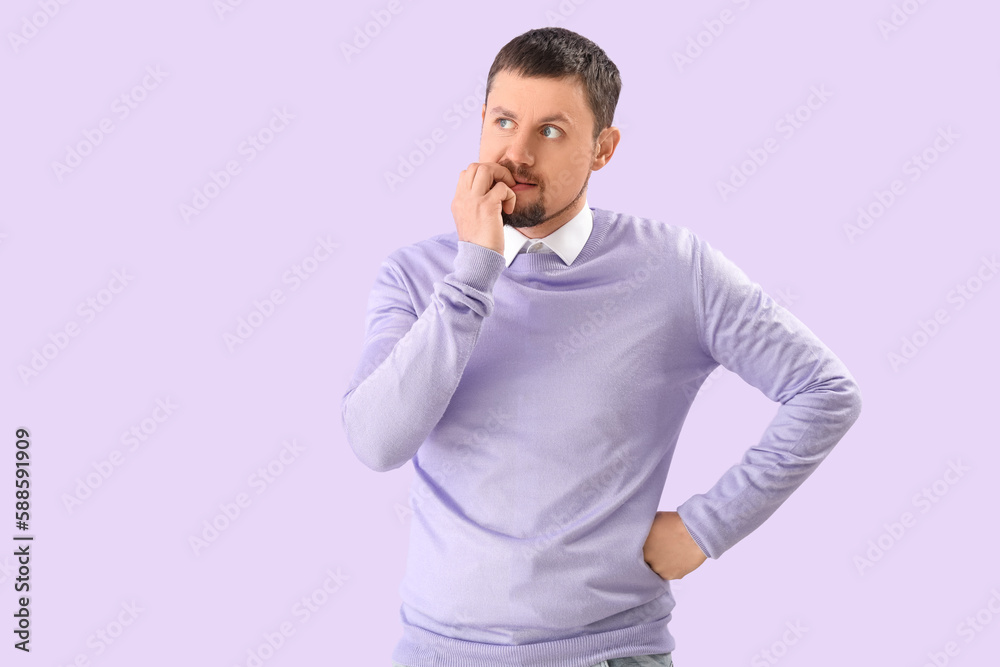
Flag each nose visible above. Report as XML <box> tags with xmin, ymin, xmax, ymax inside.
<box><xmin>503</xmin><ymin>130</ymin><xmax>535</xmax><ymax>169</ymax></box>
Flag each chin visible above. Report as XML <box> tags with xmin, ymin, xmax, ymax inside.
<box><xmin>502</xmin><ymin>214</ymin><xmax>546</xmax><ymax>229</ymax></box>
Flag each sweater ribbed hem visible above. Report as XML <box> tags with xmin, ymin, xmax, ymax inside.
<box><xmin>391</xmin><ymin>614</ymin><xmax>675</xmax><ymax>667</ymax></box>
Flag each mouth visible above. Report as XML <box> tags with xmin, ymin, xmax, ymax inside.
<box><xmin>512</xmin><ymin>180</ymin><xmax>537</xmax><ymax>191</ymax></box>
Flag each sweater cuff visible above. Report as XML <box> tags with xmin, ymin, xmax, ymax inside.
<box><xmin>675</xmin><ymin>500</ymin><xmax>720</xmax><ymax>560</ymax></box>
<box><xmin>453</xmin><ymin>241</ymin><xmax>506</xmax><ymax>294</ymax></box>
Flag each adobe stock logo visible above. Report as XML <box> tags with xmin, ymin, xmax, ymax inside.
<box><xmin>877</xmin><ymin>0</ymin><xmax>934</xmax><ymax>40</ymax></box>
<box><xmin>188</xmin><ymin>439</ymin><xmax>305</xmax><ymax>557</ymax></box>
<box><xmin>750</xmin><ymin>620</ymin><xmax>808</xmax><ymax>667</ymax></box>
<box><xmin>843</xmin><ymin>126</ymin><xmax>958</xmax><ymax>243</ymax></box>
<box><xmin>340</xmin><ymin>0</ymin><xmax>408</xmax><ymax>63</ymax></box>
<box><xmin>887</xmin><ymin>254</ymin><xmax>997</xmax><ymax>372</ymax></box>
<box><xmin>396</xmin><ymin>406</ymin><xmax>511</xmax><ymax>524</ymax></box>
<box><xmin>917</xmin><ymin>588</ymin><xmax>1000</xmax><ymax>667</ymax></box>
<box><xmin>231</xmin><ymin>567</ymin><xmax>349</xmax><ymax>667</ymax></box>
<box><xmin>554</xmin><ymin>253</ymin><xmax>664</xmax><ymax>361</ymax></box>
<box><xmin>715</xmin><ymin>85</ymin><xmax>833</xmax><ymax>202</ymax></box>
<box><xmin>543</xmin><ymin>0</ymin><xmax>590</xmax><ymax>26</ymax></box>
<box><xmin>7</xmin><ymin>0</ymin><xmax>73</xmax><ymax>54</ymax></box>
<box><xmin>179</xmin><ymin>107</ymin><xmax>294</xmax><ymax>224</ymax></box>
<box><xmin>17</xmin><ymin>268</ymin><xmax>134</xmax><ymax>385</ymax></box>
<box><xmin>223</xmin><ymin>235</ymin><xmax>339</xmax><ymax>352</ymax></box>
<box><xmin>51</xmin><ymin>66</ymin><xmax>169</xmax><ymax>183</ymax></box>
<box><xmin>853</xmin><ymin>459</ymin><xmax>969</xmax><ymax>576</ymax></box>
<box><xmin>56</xmin><ymin>600</ymin><xmax>144</xmax><ymax>665</ymax></box>
<box><xmin>62</xmin><ymin>398</ymin><xmax>178</xmax><ymax>514</ymax></box>
<box><xmin>383</xmin><ymin>77</ymin><xmax>488</xmax><ymax>192</ymax></box>
<box><xmin>672</xmin><ymin>0</ymin><xmax>758</xmax><ymax>73</ymax></box>
<box><xmin>214</xmin><ymin>0</ymin><xmax>251</xmax><ymax>20</ymax></box>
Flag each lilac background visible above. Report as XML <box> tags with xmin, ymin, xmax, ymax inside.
<box><xmin>2</xmin><ymin>1</ymin><xmax>998</xmax><ymax>665</ymax></box>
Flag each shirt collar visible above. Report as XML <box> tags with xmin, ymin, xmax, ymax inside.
<box><xmin>501</xmin><ymin>200</ymin><xmax>593</xmax><ymax>267</ymax></box>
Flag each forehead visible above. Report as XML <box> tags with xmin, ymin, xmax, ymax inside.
<box><xmin>486</xmin><ymin>71</ymin><xmax>589</xmax><ymax>118</ymax></box>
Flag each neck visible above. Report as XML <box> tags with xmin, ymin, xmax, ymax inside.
<box><xmin>514</xmin><ymin>191</ymin><xmax>588</xmax><ymax>239</ymax></box>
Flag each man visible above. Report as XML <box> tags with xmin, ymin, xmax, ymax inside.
<box><xmin>342</xmin><ymin>27</ymin><xmax>862</xmax><ymax>667</ymax></box>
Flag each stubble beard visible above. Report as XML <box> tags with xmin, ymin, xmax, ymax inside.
<box><xmin>502</xmin><ymin>171</ymin><xmax>591</xmax><ymax>229</ymax></box>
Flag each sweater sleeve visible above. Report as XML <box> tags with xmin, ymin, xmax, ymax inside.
<box><xmin>676</xmin><ymin>235</ymin><xmax>863</xmax><ymax>559</ymax></box>
<box><xmin>340</xmin><ymin>241</ymin><xmax>507</xmax><ymax>472</ymax></box>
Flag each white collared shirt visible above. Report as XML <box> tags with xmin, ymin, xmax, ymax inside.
<box><xmin>501</xmin><ymin>200</ymin><xmax>593</xmax><ymax>267</ymax></box>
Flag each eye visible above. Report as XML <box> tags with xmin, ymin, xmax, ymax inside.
<box><xmin>497</xmin><ymin>118</ymin><xmax>513</xmax><ymax>129</ymax></box>
<box><xmin>542</xmin><ymin>126</ymin><xmax>562</xmax><ymax>139</ymax></box>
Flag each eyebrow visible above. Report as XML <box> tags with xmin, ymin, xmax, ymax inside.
<box><xmin>487</xmin><ymin>106</ymin><xmax>574</xmax><ymax>126</ymax></box>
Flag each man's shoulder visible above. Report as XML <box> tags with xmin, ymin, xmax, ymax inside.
<box><xmin>594</xmin><ymin>206</ymin><xmax>703</xmax><ymax>259</ymax></box>
<box><xmin>383</xmin><ymin>230</ymin><xmax>459</xmax><ymax>278</ymax></box>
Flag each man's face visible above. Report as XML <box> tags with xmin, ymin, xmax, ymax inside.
<box><xmin>480</xmin><ymin>71</ymin><xmax>599</xmax><ymax>229</ymax></box>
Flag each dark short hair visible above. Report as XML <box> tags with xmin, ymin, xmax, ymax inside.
<box><xmin>485</xmin><ymin>27</ymin><xmax>621</xmax><ymax>143</ymax></box>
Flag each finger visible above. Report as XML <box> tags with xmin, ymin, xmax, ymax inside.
<box><xmin>498</xmin><ymin>182</ymin><xmax>516</xmax><ymax>214</ymax></box>
<box><xmin>456</xmin><ymin>163</ymin><xmax>478</xmax><ymax>194</ymax></box>
<box><xmin>487</xmin><ymin>180</ymin><xmax>516</xmax><ymax>214</ymax></box>
<box><xmin>473</xmin><ymin>163</ymin><xmax>517</xmax><ymax>193</ymax></box>
<box><xmin>488</xmin><ymin>162</ymin><xmax>517</xmax><ymax>189</ymax></box>
<box><xmin>470</xmin><ymin>163</ymin><xmax>498</xmax><ymax>197</ymax></box>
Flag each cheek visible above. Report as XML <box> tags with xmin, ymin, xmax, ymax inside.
<box><xmin>570</xmin><ymin>145</ymin><xmax>594</xmax><ymax>168</ymax></box>
<box><xmin>543</xmin><ymin>161</ymin><xmax>586</xmax><ymax>197</ymax></box>
<box><xmin>478</xmin><ymin>137</ymin><xmax>500</xmax><ymax>160</ymax></box>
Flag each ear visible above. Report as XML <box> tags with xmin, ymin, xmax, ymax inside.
<box><xmin>591</xmin><ymin>126</ymin><xmax>622</xmax><ymax>171</ymax></box>
<box><xmin>481</xmin><ymin>104</ymin><xmax>486</xmax><ymax>124</ymax></box>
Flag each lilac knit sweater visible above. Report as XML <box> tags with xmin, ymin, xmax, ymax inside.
<box><xmin>341</xmin><ymin>206</ymin><xmax>862</xmax><ymax>667</ymax></box>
